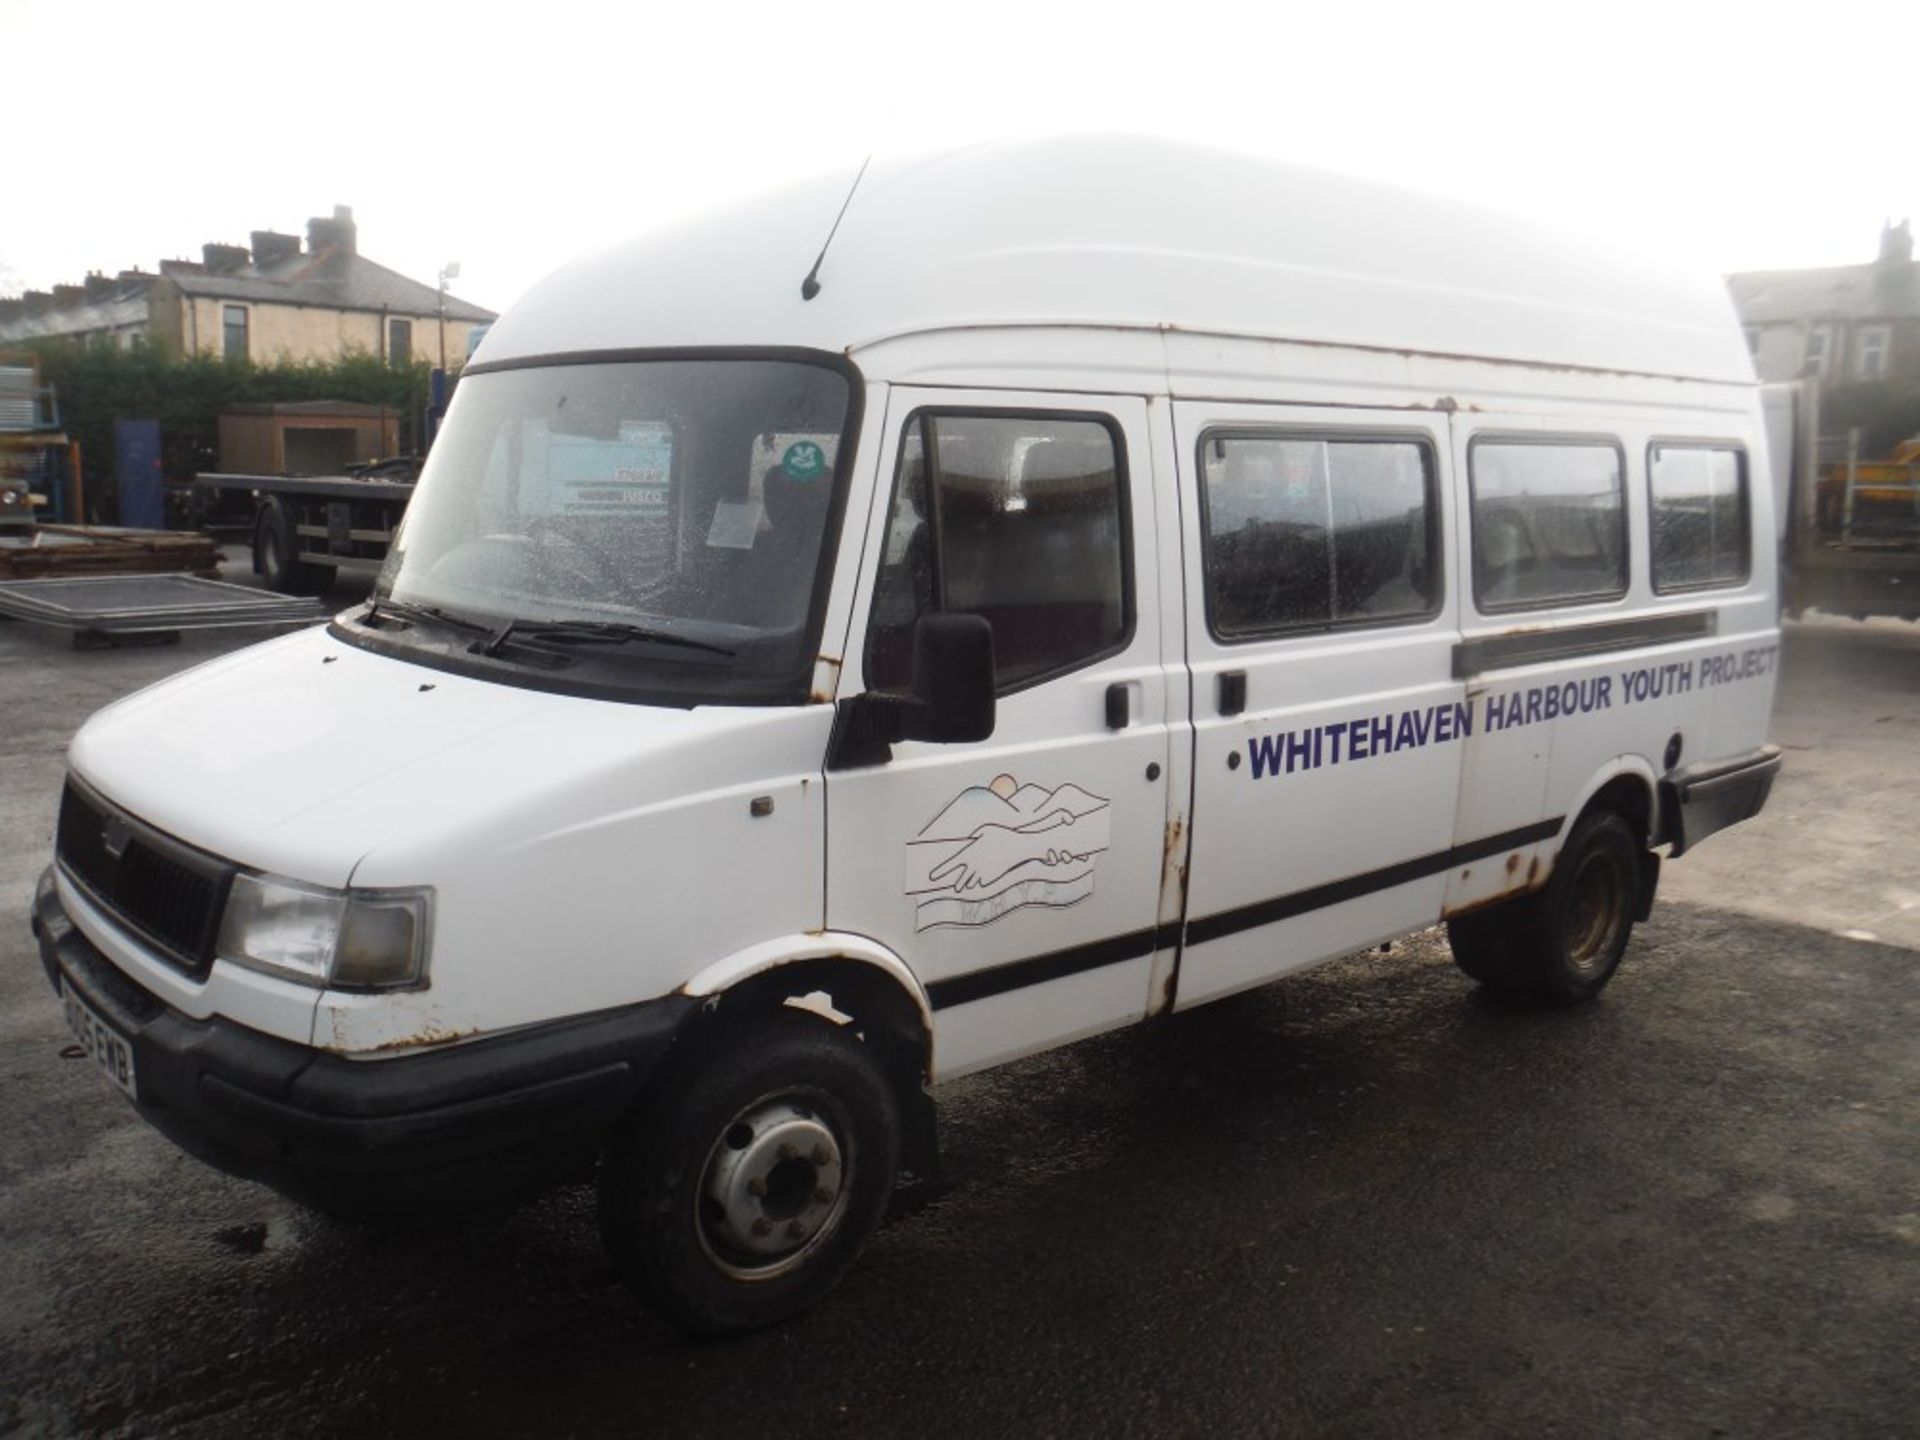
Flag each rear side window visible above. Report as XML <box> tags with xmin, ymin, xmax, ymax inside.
<box><xmin>1199</xmin><ymin>433</ymin><xmax>1439</xmax><ymax>637</ymax></box>
<box><xmin>1649</xmin><ymin>445</ymin><xmax>1749</xmax><ymax>591</ymax></box>
<box><xmin>1470</xmin><ymin>440</ymin><xmax>1627</xmax><ymax>610</ymax></box>
<box><xmin>865</xmin><ymin>413</ymin><xmax>1130</xmax><ymax>693</ymax></box>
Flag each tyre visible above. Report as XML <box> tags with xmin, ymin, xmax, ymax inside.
<box><xmin>598</xmin><ymin>1017</ymin><xmax>900</xmax><ymax>1336</ymax></box>
<box><xmin>253</xmin><ymin>501</ymin><xmax>334</xmax><ymax>595</ymax></box>
<box><xmin>1447</xmin><ymin>810</ymin><xmax>1642</xmax><ymax>1006</ymax></box>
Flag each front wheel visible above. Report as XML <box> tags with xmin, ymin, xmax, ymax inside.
<box><xmin>598</xmin><ymin>1018</ymin><xmax>900</xmax><ymax>1336</ymax></box>
<box><xmin>1448</xmin><ymin>810</ymin><xmax>1642</xmax><ymax>1005</ymax></box>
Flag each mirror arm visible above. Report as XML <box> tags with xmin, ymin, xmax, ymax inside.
<box><xmin>827</xmin><ymin>692</ymin><xmax>915</xmax><ymax>771</ymax></box>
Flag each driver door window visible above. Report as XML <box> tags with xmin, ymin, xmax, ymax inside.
<box><xmin>864</xmin><ymin>412</ymin><xmax>1130</xmax><ymax>693</ymax></box>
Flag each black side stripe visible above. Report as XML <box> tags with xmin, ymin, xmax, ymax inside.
<box><xmin>1185</xmin><ymin>816</ymin><xmax>1564</xmax><ymax>948</ymax></box>
<box><xmin>926</xmin><ymin>817</ymin><xmax>1565</xmax><ymax>1010</ymax></box>
<box><xmin>1453</xmin><ymin>610</ymin><xmax>1716</xmax><ymax>679</ymax></box>
<box><xmin>926</xmin><ymin>925</ymin><xmax>1165</xmax><ymax>1011</ymax></box>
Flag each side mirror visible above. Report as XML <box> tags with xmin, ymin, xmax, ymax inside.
<box><xmin>904</xmin><ymin>613</ymin><xmax>996</xmax><ymax>743</ymax></box>
<box><xmin>828</xmin><ymin>613</ymin><xmax>996</xmax><ymax>768</ymax></box>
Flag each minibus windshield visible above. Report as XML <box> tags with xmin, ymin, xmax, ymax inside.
<box><xmin>375</xmin><ymin>357</ymin><xmax>852</xmax><ymax>702</ymax></box>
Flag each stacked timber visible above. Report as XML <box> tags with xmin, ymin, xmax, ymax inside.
<box><xmin>0</xmin><ymin>525</ymin><xmax>221</xmax><ymax>580</ymax></box>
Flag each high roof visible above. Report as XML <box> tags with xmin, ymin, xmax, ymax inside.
<box><xmin>477</xmin><ymin>135</ymin><xmax>1753</xmax><ymax>385</ymax></box>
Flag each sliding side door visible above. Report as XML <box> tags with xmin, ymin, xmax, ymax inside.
<box><xmin>1172</xmin><ymin>403</ymin><xmax>1466</xmax><ymax>1007</ymax></box>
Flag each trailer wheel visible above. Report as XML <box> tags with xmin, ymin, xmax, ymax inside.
<box><xmin>254</xmin><ymin>500</ymin><xmax>334</xmax><ymax>595</ymax></box>
<box><xmin>598</xmin><ymin>1016</ymin><xmax>899</xmax><ymax>1336</ymax></box>
<box><xmin>1447</xmin><ymin>811</ymin><xmax>1641</xmax><ymax>1005</ymax></box>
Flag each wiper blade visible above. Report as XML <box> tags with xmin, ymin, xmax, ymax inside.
<box><xmin>478</xmin><ymin>617</ymin><xmax>735</xmax><ymax>658</ymax></box>
<box><xmin>364</xmin><ymin>597</ymin><xmax>489</xmax><ymax>633</ymax></box>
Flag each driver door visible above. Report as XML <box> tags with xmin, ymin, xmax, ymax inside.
<box><xmin>825</xmin><ymin>388</ymin><xmax>1177</xmax><ymax>1078</ymax></box>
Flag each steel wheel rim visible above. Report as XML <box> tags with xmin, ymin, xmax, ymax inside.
<box><xmin>1565</xmin><ymin>850</ymin><xmax>1625</xmax><ymax>976</ymax></box>
<box><xmin>694</xmin><ymin>1091</ymin><xmax>852</xmax><ymax>1282</ymax></box>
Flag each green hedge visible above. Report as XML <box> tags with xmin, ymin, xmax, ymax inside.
<box><xmin>23</xmin><ymin>338</ymin><xmax>433</xmax><ymax>508</ymax></box>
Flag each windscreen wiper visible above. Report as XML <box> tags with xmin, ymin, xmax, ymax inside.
<box><xmin>478</xmin><ymin>617</ymin><xmax>736</xmax><ymax>659</ymax></box>
<box><xmin>363</xmin><ymin>596</ymin><xmax>489</xmax><ymax>634</ymax></box>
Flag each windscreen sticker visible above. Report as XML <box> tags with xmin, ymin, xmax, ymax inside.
<box><xmin>706</xmin><ymin>498</ymin><xmax>763</xmax><ymax>549</ymax></box>
<box><xmin>781</xmin><ymin>440</ymin><xmax>827</xmax><ymax>481</ymax></box>
<box><xmin>906</xmin><ymin>774</ymin><xmax>1111</xmax><ymax>931</ymax></box>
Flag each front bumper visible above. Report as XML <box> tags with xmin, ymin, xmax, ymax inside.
<box><xmin>32</xmin><ymin>871</ymin><xmax>697</xmax><ymax>1217</ymax></box>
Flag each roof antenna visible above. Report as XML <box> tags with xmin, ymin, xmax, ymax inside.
<box><xmin>801</xmin><ymin>155</ymin><xmax>870</xmax><ymax>301</ymax></box>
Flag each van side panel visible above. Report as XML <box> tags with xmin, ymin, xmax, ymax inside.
<box><xmin>1447</xmin><ymin>402</ymin><xmax>1779</xmax><ymax>920</ymax></box>
<box><xmin>1169</xmin><ymin>403</ymin><xmax>1466</xmax><ymax>1009</ymax></box>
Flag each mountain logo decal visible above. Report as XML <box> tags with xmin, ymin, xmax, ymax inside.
<box><xmin>906</xmin><ymin>774</ymin><xmax>1112</xmax><ymax>931</ymax></box>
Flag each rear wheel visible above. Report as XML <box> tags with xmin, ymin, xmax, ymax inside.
<box><xmin>597</xmin><ymin>1018</ymin><xmax>900</xmax><ymax>1336</ymax></box>
<box><xmin>1447</xmin><ymin>810</ymin><xmax>1642</xmax><ymax>1005</ymax></box>
<box><xmin>253</xmin><ymin>500</ymin><xmax>334</xmax><ymax>595</ymax></box>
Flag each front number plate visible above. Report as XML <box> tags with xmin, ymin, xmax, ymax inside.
<box><xmin>60</xmin><ymin>979</ymin><xmax>137</xmax><ymax>1102</ymax></box>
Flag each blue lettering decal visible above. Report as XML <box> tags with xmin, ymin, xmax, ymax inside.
<box><xmin>1249</xmin><ymin>733</ymin><xmax>1284</xmax><ymax>779</ymax></box>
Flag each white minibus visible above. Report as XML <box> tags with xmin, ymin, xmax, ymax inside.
<box><xmin>33</xmin><ymin>137</ymin><xmax>1780</xmax><ymax>1333</ymax></box>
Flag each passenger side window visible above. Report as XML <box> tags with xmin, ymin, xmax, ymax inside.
<box><xmin>1199</xmin><ymin>434</ymin><xmax>1438</xmax><ymax>637</ymax></box>
<box><xmin>1469</xmin><ymin>440</ymin><xmax>1627</xmax><ymax>610</ymax></box>
<box><xmin>1649</xmin><ymin>445</ymin><xmax>1749</xmax><ymax>591</ymax></box>
<box><xmin>865</xmin><ymin>413</ymin><xmax>1129</xmax><ymax>692</ymax></box>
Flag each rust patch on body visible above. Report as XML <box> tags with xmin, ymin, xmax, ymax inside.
<box><xmin>1443</xmin><ymin>852</ymin><xmax>1547</xmax><ymax>920</ymax></box>
<box><xmin>1442</xmin><ymin>891</ymin><xmax>1505</xmax><ymax>920</ymax></box>
<box><xmin>810</xmin><ymin>654</ymin><xmax>844</xmax><ymax>704</ymax></box>
<box><xmin>366</xmin><ymin>1024</ymin><xmax>472</xmax><ymax>1053</ymax></box>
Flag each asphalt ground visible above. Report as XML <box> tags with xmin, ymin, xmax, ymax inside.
<box><xmin>1</xmin><ymin>587</ymin><xmax>1915</xmax><ymax>1439</ymax></box>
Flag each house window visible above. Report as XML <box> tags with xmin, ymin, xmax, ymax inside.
<box><xmin>1857</xmin><ymin>326</ymin><xmax>1890</xmax><ymax>381</ymax></box>
<box><xmin>222</xmin><ymin>305</ymin><xmax>248</xmax><ymax>361</ymax></box>
<box><xmin>1803</xmin><ymin>325</ymin><xmax>1832</xmax><ymax>378</ymax></box>
<box><xmin>388</xmin><ymin>318</ymin><xmax>413</xmax><ymax>368</ymax></box>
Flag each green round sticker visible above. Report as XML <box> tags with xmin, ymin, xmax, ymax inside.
<box><xmin>782</xmin><ymin>441</ymin><xmax>826</xmax><ymax>480</ymax></box>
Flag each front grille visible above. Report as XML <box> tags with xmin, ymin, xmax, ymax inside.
<box><xmin>56</xmin><ymin>781</ymin><xmax>232</xmax><ymax>978</ymax></box>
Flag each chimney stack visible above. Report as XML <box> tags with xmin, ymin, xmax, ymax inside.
<box><xmin>251</xmin><ymin>230</ymin><xmax>301</xmax><ymax>268</ymax></box>
<box><xmin>1878</xmin><ymin>218</ymin><xmax>1913</xmax><ymax>266</ymax></box>
<box><xmin>305</xmin><ymin>204</ymin><xmax>357</xmax><ymax>273</ymax></box>
<box><xmin>202</xmin><ymin>242</ymin><xmax>251</xmax><ymax>275</ymax></box>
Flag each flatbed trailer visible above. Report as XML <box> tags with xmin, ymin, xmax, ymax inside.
<box><xmin>195</xmin><ymin>468</ymin><xmax>415</xmax><ymax>594</ymax></box>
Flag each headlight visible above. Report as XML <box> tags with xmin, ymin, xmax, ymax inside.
<box><xmin>216</xmin><ymin>873</ymin><xmax>431</xmax><ymax>990</ymax></box>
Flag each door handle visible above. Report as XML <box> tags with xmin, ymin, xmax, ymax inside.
<box><xmin>1105</xmin><ymin>682</ymin><xmax>1130</xmax><ymax>730</ymax></box>
<box><xmin>1218</xmin><ymin>671</ymin><xmax>1247</xmax><ymax>717</ymax></box>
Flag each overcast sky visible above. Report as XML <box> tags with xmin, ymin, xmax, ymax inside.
<box><xmin>6</xmin><ymin>0</ymin><xmax>1916</xmax><ymax>316</ymax></box>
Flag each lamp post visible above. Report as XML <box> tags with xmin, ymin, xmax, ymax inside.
<box><xmin>436</xmin><ymin>261</ymin><xmax>460</xmax><ymax>372</ymax></box>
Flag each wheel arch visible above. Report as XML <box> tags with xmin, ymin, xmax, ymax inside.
<box><xmin>1557</xmin><ymin>757</ymin><xmax>1662</xmax><ymax>921</ymax></box>
<box><xmin>1560</xmin><ymin>757</ymin><xmax>1661</xmax><ymax>848</ymax></box>
<box><xmin>675</xmin><ymin>934</ymin><xmax>937</xmax><ymax>1179</ymax></box>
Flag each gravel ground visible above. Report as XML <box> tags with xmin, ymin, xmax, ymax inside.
<box><xmin>1</xmin><ymin>596</ymin><xmax>1914</xmax><ymax>1439</ymax></box>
